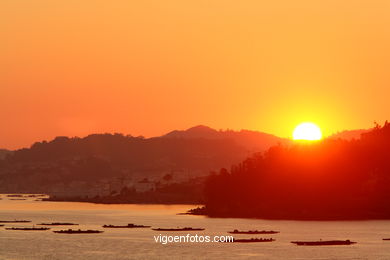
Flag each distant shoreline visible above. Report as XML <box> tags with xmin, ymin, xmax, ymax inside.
<box><xmin>40</xmin><ymin>199</ymin><xmax>390</xmax><ymax>221</ymax></box>
<box><xmin>42</xmin><ymin>196</ymin><xmax>204</xmax><ymax>205</ymax></box>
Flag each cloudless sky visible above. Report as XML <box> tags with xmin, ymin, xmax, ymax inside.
<box><xmin>1</xmin><ymin>0</ymin><xmax>390</xmax><ymax>149</ymax></box>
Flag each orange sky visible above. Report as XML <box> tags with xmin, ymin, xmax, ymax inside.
<box><xmin>1</xmin><ymin>0</ymin><xmax>390</xmax><ymax>149</ymax></box>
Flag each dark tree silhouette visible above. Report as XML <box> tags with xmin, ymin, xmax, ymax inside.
<box><xmin>204</xmin><ymin>122</ymin><xmax>390</xmax><ymax>220</ymax></box>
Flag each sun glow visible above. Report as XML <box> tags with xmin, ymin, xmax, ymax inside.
<box><xmin>293</xmin><ymin>122</ymin><xmax>322</xmax><ymax>141</ymax></box>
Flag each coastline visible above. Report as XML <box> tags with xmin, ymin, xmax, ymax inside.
<box><xmin>40</xmin><ymin>198</ymin><xmax>390</xmax><ymax>221</ymax></box>
<box><xmin>42</xmin><ymin>195</ymin><xmax>204</xmax><ymax>205</ymax></box>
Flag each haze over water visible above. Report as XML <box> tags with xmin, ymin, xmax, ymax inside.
<box><xmin>1</xmin><ymin>195</ymin><xmax>390</xmax><ymax>260</ymax></box>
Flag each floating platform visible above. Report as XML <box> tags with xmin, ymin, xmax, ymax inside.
<box><xmin>0</xmin><ymin>220</ymin><xmax>31</xmax><ymax>223</ymax></box>
<box><xmin>152</xmin><ymin>227</ymin><xmax>205</xmax><ymax>231</ymax></box>
<box><xmin>103</xmin><ymin>223</ymin><xmax>151</xmax><ymax>228</ymax></box>
<box><xmin>37</xmin><ymin>222</ymin><xmax>78</xmax><ymax>226</ymax></box>
<box><xmin>53</xmin><ymin>229</ymin><xmax>103</xmax><ymax>234</ymax></box>
<box><xmin>291</xmin><ymin>240</ymin><xmax>357</xmax><ymax>246</ymax></box>
<box><xmin>6</xmin><ymin>227</ymin><xmax>50</xmax><ymax>231</ymax></box>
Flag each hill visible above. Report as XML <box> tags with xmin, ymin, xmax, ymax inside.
<box><xmin>163</xmin><ymin>125</ymin><xmax>288</xmax><ymax>152</ymax></box>
<box><xmin>0</xmin><ymin>126</ymin><xmax>285</xmax><ymax>195</ymax></box>
<box><xmin>203</xmin><ymin>122</ymin><xmax>390</xmax><ymax>220</ymax></box>
<box><xmin>329</xmin><ymin>129</ymin><xmax>370</xmax><ymax>140</ymax></box>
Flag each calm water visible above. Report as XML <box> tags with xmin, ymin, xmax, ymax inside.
<box><xmin>0</xmin><ymin>195</ymin><xmax>390</xmax><ymax>260</ymax></box>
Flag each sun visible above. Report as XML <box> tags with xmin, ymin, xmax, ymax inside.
<box><xmin>293</xmin><ymin>122</ymin><xmax>322</xmax><ymax>141</ymax></box>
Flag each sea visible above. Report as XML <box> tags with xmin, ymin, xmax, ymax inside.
<box><xmin>0</xmin><ymin>194</ymin><xmax>389</xmax><ymax>260</ymax></box>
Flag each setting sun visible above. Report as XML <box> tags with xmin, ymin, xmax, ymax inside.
<box><xmin>293</xmin><ymin>122</ymin><xmax>322</xmax><ymax>141</ymax></box>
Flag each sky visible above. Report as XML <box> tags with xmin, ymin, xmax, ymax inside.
<box><xmin>1</xmin><ymin>0</ymin><xmax>390</xmax><ymax>149</ymax></box>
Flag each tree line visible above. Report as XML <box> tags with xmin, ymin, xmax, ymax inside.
<box><xmin>204</xmin><ymin>122</ymin><xmax>390</xmax><ymax>219</ymax></box>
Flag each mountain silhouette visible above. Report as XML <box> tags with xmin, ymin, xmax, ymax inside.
<box><xmin>0</xmin><ymin>126</ymin><xmax>286</xmax><ymax>194</ymax></box>
<box><xmin>162</xmin><ymin>125</ymin><xmax>288</xmax><ymax>152</ymax></box>
<box><xmin>329</xmin><ymin>129</ymin><xmax>370</xmax><ymax>140</ymax></box>
<box><xmin>164</xmin><ymin>125</ymin><xmax>219</xmax><ymax>138</ymax></box>
<box><xmin>0</xmin><ymin>125</ymin><xmax>371</xmax><ymax>195</ymax></box>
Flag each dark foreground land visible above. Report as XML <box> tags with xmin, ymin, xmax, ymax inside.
<box><xmin>201</xmin><ymin>123</ymin><xmax>390</xmax><ymax>220</ymax></box>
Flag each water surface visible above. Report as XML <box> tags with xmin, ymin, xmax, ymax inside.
<box><xmin>0</xmin><ymin>195</ymin><xmax>389</xmax><ymax>260</ymax></box>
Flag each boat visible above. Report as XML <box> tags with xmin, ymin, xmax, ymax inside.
<box><xmin>291</xmin><ymin>240</ymin><xmax>357</xmax><ymax>246</ymax></box>
<box><xmin>234</xmin><ymin>238</ymin><xmax>275</xmax><ymax>243</ymax></box>
<box><xmin>53</xmin><ymin>229</ymin><xmax>104</xmax><ymax>234</ymax></box>
<box><xmin>6</xmin><ymin>227</ymin><xmax>50</xmax><ymax>231</ymax></box>
<box><xmin>152</xmin><ymin>227</ymin><xmax>205</xmax><ymax>231</ymax></box>
<box><xmin>383</xmin><ymin>238</ymin><xmax>390</xmax><ymax>241</ymax></box>
<box><xmin>103</xmin><ymin>223</ymin><xmax>151</xmax><ymax>228</ymax></box>
<box><xmin>37</xmin><ymin>222</ymin><xmax>78</xmax><ymax>226</ymax></box>
<box><xmin>228</xmin><ymin>229</ymin><xmax>279</xmax><ymax>234</ymax></box>
<box><xmin>0</xmin><ymin>220</ymin><xmax>31</xmax><ymax>223</ymax></box>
